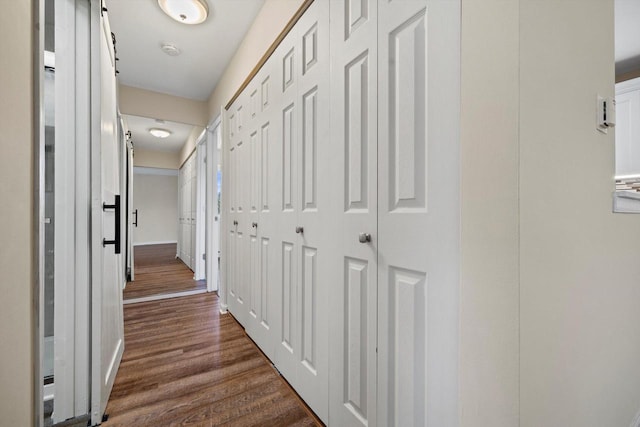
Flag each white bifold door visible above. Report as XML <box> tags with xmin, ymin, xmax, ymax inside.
<box><xmin>222</xmin><ymin>1</ymin><xmax>460</xmax><ymax>426</ymax></box>
<box><xmin>328</xmin><ymin>0</ymin><xmax>379</xmax><ymax>426</ymax></box>
<box><xmin>376</xmin><ymin>0</ymin><xmax>460</xmax><ymax>425</ymax></box>
<box><xmin>178</xmin><ymin>155</ymin><xmax>197</xmax><ymax>271</ymax></box>
<box><xmin>225</xmin><ymin>1</ymin><xmax>333</xmax><ymax>421</ymax></box>
<box><xmin>90</xmin><ymin>2</ymin><xmax>124</xmax><ymax>425</ymax></box>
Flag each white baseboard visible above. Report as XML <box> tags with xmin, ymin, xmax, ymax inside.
<box><xmin>123</xmin><ymin>289</ymin><xmax>206</xmax><ymax>305</ymax></box>
<box><xmin>134</xmin><ymin>240</ymin><xmax>178</xmax><ymax>246</ymax></box>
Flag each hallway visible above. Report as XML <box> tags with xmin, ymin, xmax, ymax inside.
<box><xmin>124</xmin><ymin>244</ymin><xmax>206</xmax><ymax>301</ymax></box>
<box><xmin>103</xmin><ymin>293</ymin><xmax>321</xmax><ymax>426</ymax></box>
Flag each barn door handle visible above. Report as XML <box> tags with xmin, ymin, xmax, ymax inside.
<box><xmin>102</xmin><ymin>195</ymin><xmax>121</xmax><ymax>254</ymax></box>
<box><xmin>133</xmin><ymin>209</ymin><xmax>138</xmax><ymax>227</ymax></box>
<box><xmin>295</xmin><ymin>226</ymin><xmax>304</xmax><ymax>234</ymax></box>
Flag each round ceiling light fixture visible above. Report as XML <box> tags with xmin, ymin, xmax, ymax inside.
<box><xmin>160</xmin><ymin>42</ymin><xmax>182</xmax><ymax>56</ymax></box>
<box><xmin>149</xmin><ymin>128</ymin><xmax>172</xmax><ymax>139</ymax></box>
<box><xmin>157</xmin><ymin>0</ymin><xmax>209</xmax><ymax>25</ymax></box>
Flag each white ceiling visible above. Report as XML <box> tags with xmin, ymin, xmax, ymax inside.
<box><xmin>124</xmin><ymin>114</ymin><xmax>201</xmax><ymax>152</ymax></box>
<box><xmin>106</xmin><ymin>0</ymin><xmax>265</xmax><ymax>101</ymax></box>
<box><xmin>615</xmin><ymin>0</ymin><xmax>640</xmax><ymax>75</ymax></box>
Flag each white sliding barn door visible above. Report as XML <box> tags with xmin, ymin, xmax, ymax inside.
<box><xmin>90</xmin><ymin>3</ymin><xmax>124</xmax><ymax>424</ymax></box>
<box><xmin>377</xmin><ymin>0</ymin><xmax>460</xmax><ymax>426</ymax></box>
<box><xmin>328</xmin><ymin>0</ymin><xmax>379</xmax><ymax>426</ymax></box>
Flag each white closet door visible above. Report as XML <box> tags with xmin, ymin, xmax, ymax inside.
<box><xmin>244</xmin><ymin>58</ymin><xmax>281</xmax><ymax>361</ymax></box>
<box><xmin>178</xmin><ymin>169</ymin><xmax>183</xmax><ymax>260</ymax></box>
<box><xmin>328</xmin><ymin>0</ymin><xmax>379</xmax><ymax>426</ymax></box>
<box><xmin>191</xmin><ymin>157</ymin><xmax>197</xmax><ymax>270</ymax></box>
<box><xmin>291</xmin><ymin>1</ymin><xmax>332</xmax><ymax>421</ymax></box>
<box><xmin>226</xmin><ymin>121</ymin><xmax>239</xmax><ymax>316</ymax></box>
<box><xmin>185</xmin><ymin>163</ymin><xmax>193</xmax><ymax>269</ymax></box>
<box><xmin>273</xmin><ymin>18</ymin><xmax>301</xmax><ymax>383</ymax></box>
<box><xmin>230</xmin><ymin>94</ymin><xmax>251</xmax><ymax>327</ymax></box>
<box><xmin>377</xmin><ymin>0</ymin><xmax>460</xmax><ymax>426</ymax></box>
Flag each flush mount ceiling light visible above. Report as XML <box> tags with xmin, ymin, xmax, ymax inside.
<box><xmin>158</xmin><ymin>0</ymin><xmax>209</xmax><ymax>25</ymax></box>
<box><xmin>160</xmin><ymin>43</ymin><xmax>181</xmax><ymax>56</ymax></box>
<box><xmin>149</xmin><ymin>128</ymin><xmax>172</xmax><ymax>139</ymax></box>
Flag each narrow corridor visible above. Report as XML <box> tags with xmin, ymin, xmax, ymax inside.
<box><xmin>103</xmin><ymin>293</ymin><xmax>321</xmax><ymax>426</ymax></box>
<box><xmin>124</xmin><ymin>244</ymin><xmax>206</xmax><ymax>301</ymax></box>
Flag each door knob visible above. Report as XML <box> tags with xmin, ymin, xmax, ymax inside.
<box><xmin>295</xmin><ymin>226</ymin><xmax>304</xmax><ymax>234</ymax></box>
<box><xmin>252</xmin><ymin>222</ymin><xmax>258</xmax><ymax>228</ymax></box>
<box><xmin>233</xmin><ymin>220</ymin><xmax>238</xmax><ymax>226</ymax></box>
<box><xmin>359</xmin><ymin>233</ymin><xmax>371</xmax><ymax>243</ymax></box>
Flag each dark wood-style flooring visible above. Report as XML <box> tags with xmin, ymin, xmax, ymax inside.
<box><xmin>104</xmin><ymin>293</ymin><xmax>321</xmax><ymax>426</ymax></box>
<box><xmin>124</xmin><ymin>244</ymin><xmax>206</xmax><ymax>300</ymax></box>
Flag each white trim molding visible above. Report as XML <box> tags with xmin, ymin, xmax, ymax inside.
<box><xmin>134</xmin><ymin>240</ymin><xmax>178</xmax><ymax>246</ymax></box>
<box><xmin>133</xmin><ymin>166</ymin><xmax>178</xmax><ymax>176</ymax></box>
<box><xmin>123</xmin><ymin>289</ymin><xmax>206</xmax><ymax>305</ymax></box>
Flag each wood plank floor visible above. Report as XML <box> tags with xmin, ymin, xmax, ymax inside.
<box><xmin>104</xmin><ymin>293</ymin><xmax>322</xmax><ymax>427</ymax></box>
<box><xmin>124</xmin><ymin>244</ymin><xmax>206</xmax><ymax>300</ymax></box>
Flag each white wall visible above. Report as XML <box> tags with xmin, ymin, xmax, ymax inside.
<box><xmin>133</xmin><ymin>148</ymin><xmax>180</xmax><ymax>169</ymax></box>
<box><xmin>459</xmin><ymin>0</ymin><xmax>520</xmax><ymax>425</ymax></box>
<box><xmin>133</xmin><ymin>173</ymin><xmax>179</xmax><ymax>245</ymax></box>
<box><xmin>178</xmin><ymin>0</ymin><xmax>306</xmax><ymax>165</ymax></box>
<box><xmin>119</xmin><ymin>84</ymin><xmax>209</xmax><ymax>127</ymax></box>
<box><xmin>520</xmin><ymin>0</ymin><xmax>640</xmax><ymax>426</ymax></box>
<box><xmin>0</xmin><ymin>1</ymin><xmax>35</xmax><ymax>425</ymax></box>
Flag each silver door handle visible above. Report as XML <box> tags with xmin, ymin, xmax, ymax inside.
<box><xmin>359</xmin><ymin>233</ymin><xmax>371</xmax><ymax>243</ymax></box>
<box><xmin>295</xmin><ymin>226</ymin><xmax>304</xmax><ymax>234</ymax></box>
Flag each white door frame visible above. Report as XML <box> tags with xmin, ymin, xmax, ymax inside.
<box><xmin>219</xmin><ymin>107</ymin><xmax>229</xmax><ymax>313</ymax></box>
<box><xmin>126</xmin><ymin>136</ymin><xmax>134</xmax><ymax>281</ymax></box>
<box><xmin>206</xmin><ymin>115</ymin><xmax>222</xmax><ymax>293</ymax></box>
<box><xmin>50</xmin><ymin>0</ymin><xmax>92</xmax><ymax>423</ymax></box>
<box><xmin>194</xmin><ymin>130</ymin><xmax>207</xmax><ymax>280</ymax></box>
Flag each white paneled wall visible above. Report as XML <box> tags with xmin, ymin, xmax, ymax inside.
<box><xmin>178</xmin><ymin>154</ymin><xmax>197</xmax><ymax>271</ymax></box>
<box><xmin>222</xmin><ymin>1</ymin><xmax>460</xmax><ymax>425</ymax></box>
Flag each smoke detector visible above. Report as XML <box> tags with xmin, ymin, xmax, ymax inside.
<box><xmin>160</xmin><ymin>43</ymin><xmax>181</xmax><ymax>57</ymax></box>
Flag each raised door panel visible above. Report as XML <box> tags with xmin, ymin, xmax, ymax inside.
<box><xmin>329</xmin><ymin>1</ymin><xmax>378</xmax><ymax>426</ymax></box>
<box><xmin>377</xmin><ymin>1</ymin><xmax>460</xmax><ymax>426</ymax></box>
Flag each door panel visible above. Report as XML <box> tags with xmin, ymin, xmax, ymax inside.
<box><xmin>291</xmin><ymin>3</ymin><xmax>332</xmax><ymax>420</ymax></box>
<box><xmin>250</xmin><ymin>60</ymin><xmax>281</xmax><ymax>360</ymax></box>
<box><xmin>273</xmin><ymin>26</ymin><xmax>300</xmax><ymax>381</ymax></box>
<box><xmin>329</xmin><ymin>0</ymin><xmax>379</xmax><ymax>425</ymax></box>
<box><xmin>91</xmin><ymin>4</ymin><xmax>124</xmax><ymax>424</ymax></box>
<box><xmin>377</xmin><ymin>0</ymin><xmax>460</xmax><ymax>426</ymax></box>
